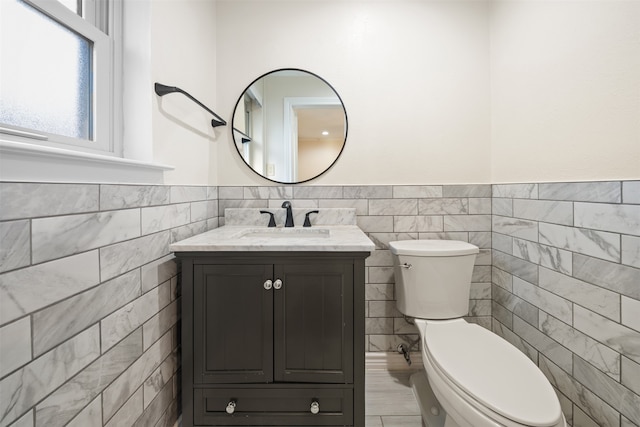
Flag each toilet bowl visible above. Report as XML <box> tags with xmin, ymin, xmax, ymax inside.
<box><xmin>417</xmin><ymin>318</ymin><xmax>565</xmax><ymax>427</ymax></box>
<box><xmin>389</xmin><ymin>240</ymin><xmax>566</xmax><ymax>427</ymax></box>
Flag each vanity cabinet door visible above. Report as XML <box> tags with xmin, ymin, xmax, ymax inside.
<box><xmin>193</xmin><ymin>264</ymin><xmax>273</xmax><ymax>384</ymax></box>
<box><xmin>273</xmin><ymin>261</ymin><xmax>354</xmax><ymax>384</ymax></box>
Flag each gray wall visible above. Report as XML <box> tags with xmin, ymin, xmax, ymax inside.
<box><xmin>490</xmin><ymin>181</ymin><xmax>640</xmax><ymax>427</ymax></box>
<box><xmin>1</xmin><ymin>180</ymin><xmax>638</xmax><ymax>427</ymax></box>
<box><xmin>0</xmin><ymin>183</ymin><xmax>218</xmax><ymax>427</ymax></box>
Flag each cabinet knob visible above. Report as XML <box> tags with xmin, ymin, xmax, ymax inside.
<box><xmin>263</xmin><ymin>280</ymin><xmax>273</xmax><ymax>290</ymax></box>
<box><xmin>273</xmin><ymin>279</ymin><xmax>283</xmax><ymax>290</ymax></box>
<box><xmin>226</xmin><ymin>400</ymin><xmax>237</xmax><ymax>414</ymax></box>
<box><xmin>310</xmin><ymin>400</ymin><xmax>320</xmax><ymax>414</ymax></box>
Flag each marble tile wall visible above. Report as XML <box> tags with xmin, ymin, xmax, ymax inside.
<box><xmin>0</xmin><ymin>182</ymin><xmax>218</xmax><ymax>427</ymax></box>
<box><xmin>2</xmin><ymin>179</ymin><xmax>638</xmax><ymax>427</ymax></box>
<box><xmin>490</xmin><ymin>181</ymin><xmax>640</xmax><ymax>427</ymax></box>
<box><xmin>217</xmin><ymin>184</ymin><xmax>494</xmax><ymax>352</ymax></box>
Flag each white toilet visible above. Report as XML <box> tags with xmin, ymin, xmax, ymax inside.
<box><xmin>389</xmin><ymin>240</ymin><xmax>566</xmax><ymax>427</ymax></box>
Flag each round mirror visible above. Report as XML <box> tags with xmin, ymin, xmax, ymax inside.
<box><xmin>232</xmin><ymin>69</ymin><xmax>347</xmax><ymax>184</ymax></box>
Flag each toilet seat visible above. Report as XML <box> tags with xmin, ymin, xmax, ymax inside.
<box><xmin>419</xmin><ymin>319</ymin><xmax>563</xmax><ymax>427</ymax></box>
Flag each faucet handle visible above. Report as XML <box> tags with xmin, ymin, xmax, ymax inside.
<box><xmin>303</xmin><ymin>210</ymin><xmax>319</xmax><ymax>227</ymax></box>
<box><xmin>259</xmin><ymin>210</ymin><xmax>277</xmax><ymax>227</ymax></box>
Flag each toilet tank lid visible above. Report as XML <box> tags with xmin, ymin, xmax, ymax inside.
<box><xmin>389</xmin><ymin>240</ymin><xmax>479</xmax><ymax>256</ymax></box>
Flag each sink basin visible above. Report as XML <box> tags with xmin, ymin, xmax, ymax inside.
<box><xmin>238</xmin><ymin>228</ymin><xmax>330</xmax><ymax>239</ymax></box>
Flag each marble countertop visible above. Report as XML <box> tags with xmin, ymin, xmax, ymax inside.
<box><xmin>170</xmin><ymin>225</ymin><xmax>375</xmax><ymax>253</ymax></box>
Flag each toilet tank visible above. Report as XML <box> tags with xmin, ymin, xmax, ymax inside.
<box><xmin>389</xmin><ymin>240</ymin><xmax>479</xmax><ymax>319</ymax></box>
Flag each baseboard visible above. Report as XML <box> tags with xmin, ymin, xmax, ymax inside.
<box><xmin>365</xmin><ymin>351</ymin><xmax>422</xmax><ymax>371</ymax></box>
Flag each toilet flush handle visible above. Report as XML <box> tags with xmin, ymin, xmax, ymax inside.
<box><xmin>400</xmin><ymin>263</ymin><xmax>412</xmax><ymax>269</ymax></box>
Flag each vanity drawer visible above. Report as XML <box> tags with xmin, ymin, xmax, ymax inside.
<box><xmin>194</xmin><ymin>388</ymin><xmax>353</xmax><ymax>426</ymax></box>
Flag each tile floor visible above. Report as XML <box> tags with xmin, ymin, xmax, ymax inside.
<box><xmin>365</xmin><ymin>353</ymin><xmax>425</xmax><ymax>427</ymax></box>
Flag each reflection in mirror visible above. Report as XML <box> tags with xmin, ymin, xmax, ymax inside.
<box><xmin>232</xmin><ymin>69</ymin><xmax>347</xmax><ymax>184</ymax></box>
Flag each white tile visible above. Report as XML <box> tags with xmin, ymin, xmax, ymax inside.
<box><xmin>539</xmin><ymin>267</ymin><xmax>619</xmax><ymax>321</ymax></box>
<box><xmin>513</xmin><ymin>277</ymin><xmax>572</xmax><ymax>323</ymax></box>
<box><xmin>393</xmin><ymin>185</ymin><xmax>442</xmax><ymax>198</ymax></box>
<box><xmin>218</xmin><ymin>186</ymin><xmax>243</xmax><ymax>200</ymax></box>
<box><xmin>294</xmin><ymin>186</ymin><xmax>344</xmax><ymax>199</ymax></box>
<box><xmin>0</xmin><ymin>317</ymin><xmax>31</xmax><ymax>378</ymax></box>
<box><xmin>539</xmin><ymin>222</ymin><xmax>620</xmax><ymax>262</ymax></box>
<box><xmin>573</xmin><ymin>254</ymin><xmax>640</xmax><ymax>300</ymax></box>
<box><xmin>8</xmin><ymin>411</ymin><xmax>33</xmax><ymax>427</ymax></box>
<box><xmin>32</xmin><ymin>269</ymin><xmax>141</xmax><ymax>357</ymax></box>
<box><xmin>141</xmin><ymin>203</ymin><xmax>190</xmax><ymax>235</ymax></box>
<box><xmin>622</xmin><ymin>296</ymin><xmax>640</xmax><ymax>333</ymax></box>
<box><xmin>573</xmin><ymin>356</ymin><xmax>640</xmax><ymax>425</ymax></box>
<box><xmin>443</xmin><ymin>185</ymin><xmax>491</xmax><ymax>197</ymax></box>
<box><xmin>370</xmin><ymin>199</ymin><xmax>418</xmax><ymax>216</ymax></box>
<box><xmin>0</xmin><ymin>183</ymin><xmax>99</xmax><ymax>221</ymax></box>
<box><xmin>104</xmin><ymin>388</ymin><xmax>143</xmax><ymax>427</ymax></box>
<box><xmin>513</xmin><ymin>239</ymin><xmax>572</xmax><ymax>275</ymax></box>
<box><xmin>622</xmin><ymin>357</ymin><xmax>640</xmax><ymax>396</ymax></box>
<box><xmin>35</xmin><ymin>330</ymin><xmax>142</xmax><ymax>427</ymax></box>
<box><xmin>492</xmin><ymin>198</ymin><xmax>513</xmax><ymax>216</ymax></box>
<box><xmin>0</xmin><ymin>220</ymin><xmax>30</xmax><ymax>273</ymax></box>
<box><xmin>0</xmin><ymin>251</ymin><xmax>100</xmax><ymax>325</ymax></box>
<box><xmin>443</xmin><ymin>215</ymin><xmax>491</xmax><ymax>232</ymax></box>
<box><xmin>101</xmin><ymin>281</ymin><xmax>171</xmax><ymax>351</ymax></box>
<box><xmin>539</xmin><ymin>182</ymin><xmax>621</xmax><ymax>203</ymax></box>
<box><xmin>574</xmin><ymin>305</ymin><xmax>640</xmax><ymax>364</ymax></box>
<box><xmin>343</xmin><ymin>186</ymin><xmax>392</xmax><ymax>199</ymax></box>
<box><xmin>539</xmin><ymin>356</ymin><xmax>619</xmax><ymax>427</ymax></box>
<box><xmin>418</xmin><ymin>198</ymin><xmax>468</xmax><ymax>215</ymax></box>
<box><xmin>539</xmin><ymin>312</ymin><xmax>619</xmax><ymax>380</ymax></box>
<box><xmin>169</xmin><ymin>186</ymin><xmax>207</xmax><ymax>203</ymax></box>
<box><xmin>493</xmin><ymin>183</ymin><xmax>537</xmax><ymax>199</ymax></box>
<box><xmin>393</xmin><ymin>216</ymin><xmax>443</xmax><ymax>233</ymax></box>
<box><xmin>140</xmin><ymin>255</ymin><xmax>177</xmax><ymax>293</ymax></box>
<box><xmin>66</xmin><ymin>396</ymin><xmax>102</xmax><ymax>427</ymax></box>
<box><xmin>623</xmin><ymin>181</ymin><xmax>640</xmax><ymax>204</ymax></box>
<box><xmin>100</xmin><ymin>231</ymin><xmax>171</xmax><ymax>281</ymax></box>
<box><xmin>575</xmin><ymin>202</ymin><xmax>640</xmax><ymax>237</ymax></box>
<box><xmin>32</xmin><ymin>209</ymin><xmax>141</xmax><ymax>263</ymax></box>
<box><xmin>0</xmin><ymin>326</ymin><xmax>100</xmax><ymax>426</ymax></box>
<box><xmin>143</xmin><ymin>299</ymin><xmax>179</xmax><ymax>350</ymax></box>
<box><xmin>512</xmin><ymin>199</ymin><xmax>573</xmax><ymax>226</ymax></box>
<box><xmin>243</xmin><ymin>186</ymin><xmax>292</xmax><ymax>199</ymax></box>
<box><xmin>492</xmin><ymin>215</ymin><xmax>538</xmax><ymax>241</ymax></box>
<box><xmin>100</xmin><ymin>185</ymin><xmax>169</xmax><ymax>210</ymax></box>
<box><xmin>102</xmin><ymin>331</ymin><xmax>172</xmax><ymax>421</ymax></box>
<box><xmin>469</xmin><ymin>198</ymin><xmax>492</xmax><ymax>214</ymax></box>
<box><xmin>622</xmin><ymin>235</ymin><xmax>640</xmax><ymax>268</ymax></box>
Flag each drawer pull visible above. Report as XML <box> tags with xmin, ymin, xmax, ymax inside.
<box><xmin>263</xmin><ymin>280</ymin><xmax>273</xmax><ymax>290</ymax></box>
<box><xmin>226</xmin><ymin>400</ymin><xmax>237</xmax><ymax>414</ymax></box>
<box><xmin>273</xmin><ymin>279</ymin><xmax>283</xmax><ymax>290</ymax></box>
<box><xmin>310</xmin><ymin>400</ymin><xmax>320</xmax><ymax>414</ymax></box>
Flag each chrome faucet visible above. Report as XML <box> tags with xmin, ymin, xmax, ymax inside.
<box><xmin>281</xmin><ymin>201</ymin><xmax>294</xmax><ymax>227</ymax></box>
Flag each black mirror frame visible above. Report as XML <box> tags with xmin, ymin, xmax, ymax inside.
<box><xmin>231</xmin><ymin>68</ymin><xmax>348</xmax><ymax>185</ymax></box>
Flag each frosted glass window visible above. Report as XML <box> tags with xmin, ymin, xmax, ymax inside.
<box><xmin>0</xmin><ymin>0</ymin><xmax>93</xmax><ymax>140</ymax></box>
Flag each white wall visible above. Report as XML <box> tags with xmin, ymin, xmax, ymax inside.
<box><xmin>215</xmin><ymin>0</ymin><xmax>492</xmax><ymax>185</ymax></box>
<box><xmin>490</xmin><ymin>0</ymin><xmax>640</xmax><ymax>183</ymax></box>
<box><xmin>151</xmin><ymin>0</ymin><xmax>219</xmax><ymax>185</ymax></box>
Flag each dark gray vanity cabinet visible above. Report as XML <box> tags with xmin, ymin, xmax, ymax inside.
<box><xmin>177</xmin><ymin>252</ymin><xmax>367</xmax><ymax>427</ymax></box>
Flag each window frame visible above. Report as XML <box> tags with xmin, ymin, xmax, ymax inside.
<box><xmin>0</xmin><ymin>0</ymin><xmax>121</xmax><ymax>156</ymax></box>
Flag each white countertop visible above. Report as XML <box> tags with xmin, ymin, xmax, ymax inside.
<box><xmin>170</xmin><ymin>225</ymin><xmax>376</xmax><ymax>253</ymax></box>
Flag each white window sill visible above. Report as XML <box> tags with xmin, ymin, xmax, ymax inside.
<box><xmin>0</xmin><ymin>140</ymin><xmax>174</xmax><ymax>184</ymax></box>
